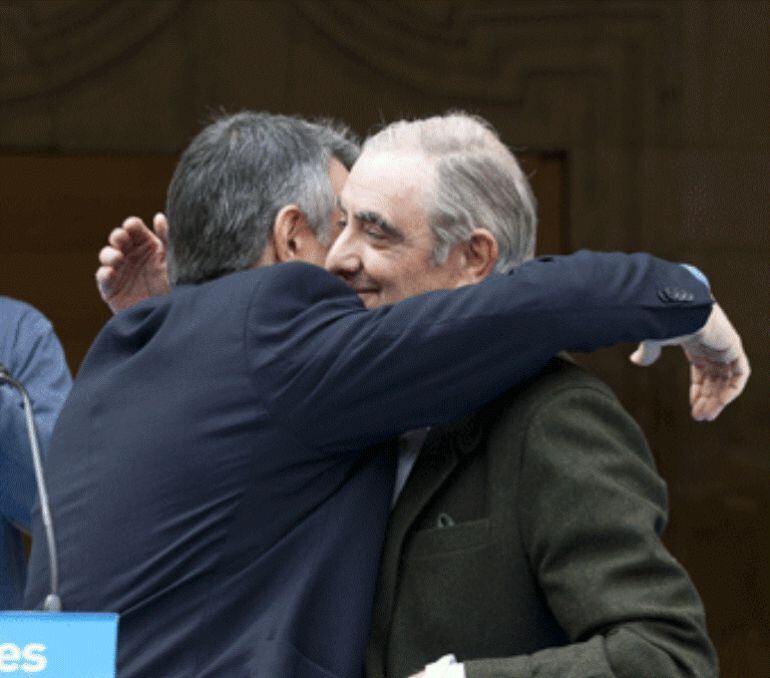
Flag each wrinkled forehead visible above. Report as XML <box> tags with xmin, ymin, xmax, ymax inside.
<box><xmin>341</xmin><ymin>150</ymin><xmax>435</xmax><ymax>222</ymax></box>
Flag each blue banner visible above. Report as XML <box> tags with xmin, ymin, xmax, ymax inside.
<box><xmin>0</xmin><ymin>612</ymin><xmax>118</xmax><ymax>677</ymax></box>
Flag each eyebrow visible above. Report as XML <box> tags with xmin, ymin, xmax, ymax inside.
<box><xmin>355</xmin><ymin>210</ymin><xmax>404</xmax><ymax>242</ymax></box>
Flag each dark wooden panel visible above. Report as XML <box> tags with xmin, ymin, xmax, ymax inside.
<box><xmin>0</xmin><ymin>155</ymin><xmax>177</xmax><ymax>372</ymax></box>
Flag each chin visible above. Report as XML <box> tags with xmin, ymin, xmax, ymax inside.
<box><xmin>358</xmin><ymin>291</ymin><xmax>383</xmax><ymax>309</ymax></box>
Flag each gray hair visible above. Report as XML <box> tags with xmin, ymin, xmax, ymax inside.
<box><xmin>306</xmin><ymin>116</ymin><xmax>360</xmax><ymax>171</ymax></box>
<box><xmin>166</xmin><ymin>111</ymin><xmax>359</xmax><ymax>285</ymax></box>
<box><xmin>362</xmin><ymin>113</ymin><xmax>537</xmax><ymax>272</ymax></box>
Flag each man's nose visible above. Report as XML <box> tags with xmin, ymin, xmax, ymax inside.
<box><xmin>325</xmin><ymin>230</ymin><xmax>360</xmax><ymax>274</ymax></box>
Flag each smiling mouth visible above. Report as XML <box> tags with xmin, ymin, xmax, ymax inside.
<box><xmin>334</xmin><ymin>275</ymin><xmax>379</xmax><ymax>299</ymax></box>
<box><xmin>354</xmin><ymin>289</ymin><xmax>379</xmax><ymax>306</ymax></box>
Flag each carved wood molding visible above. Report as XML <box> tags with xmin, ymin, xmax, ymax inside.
<box><xmin>0</xmin><ymin>0</ymin><xmax>185</xmax><ymax>103</ymax></box>
<box><xmin>295</xmin><ymin>0</ymin><xmax>684</xmax><ymax>145</ymax></box>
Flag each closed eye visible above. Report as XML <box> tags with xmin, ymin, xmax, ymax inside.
<box><xmin>355</xmin><ymin>210</ymin><xmax>404</xmax><ymax>243</ymax></box>
<box><xmin>336</xmin><ymin>197</ymin><xmax>348</xmax><ymax>230</ymax></box>
<box><xmin>364</xmin><ymin>225</ymin><xmax>386</xmax><ymax>240</ymax></box>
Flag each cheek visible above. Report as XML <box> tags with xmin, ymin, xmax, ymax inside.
<box><xmin>325</xmin><ymin>229</ymin><xmax>342</xmax><ymax>247</ymax></box>
<box><xmin>306</xmin><ymin>240</ymin><xmax>331</xmax><ymax>267</ymax></box>
<box><xmin>359</xmin><ymin>250</ymin><xmax>391</xmax><ymax>281</ymax></box>
<box><xmin>401</xmin><ymin>264</ymin><xmax>461</xmax><ymax>298</ymax></box>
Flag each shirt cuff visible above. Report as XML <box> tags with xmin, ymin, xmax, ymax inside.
<box><xmin>425</xmin><ymin>654</ymin><xmax>465</xmax><ymax>678</ymax></box>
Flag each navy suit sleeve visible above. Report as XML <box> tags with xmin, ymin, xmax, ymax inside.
<box><xmin>0</xmin><ymin>305</ymin><xmax>72</xmax><ymax>527</ymax></box>
<box><xmin>247</xmin><ymin>251</ymin><xmax>711</xmax><ymax>454</ymax></box>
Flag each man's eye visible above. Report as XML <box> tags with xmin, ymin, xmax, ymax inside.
<box><xmin>336</xmin><ymin>219</ymin><xmax>347</xmax><ymax>230</ymax></box>
<box><xmin>365</xmin><ymin>226</ymin><xmax>385</xmax><ymax>240</ymax></box>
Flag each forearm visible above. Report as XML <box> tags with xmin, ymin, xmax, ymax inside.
<box><xmin>464</xmin><ymin>628</ymin><xmax>715</xmax><ymax>678</ymax></box>
<box><xmin>257</xmin><ymin>252</ymin><xmax>711</xmax><ymax>452</ymax></box>
<box><xmin>0</xmin><ymin>398</ymin><xmax>38</xmax><ymax>526</ymax></box>
<box><xmin>376</xmin><ymin>251</ymin><xmax>712</xmax><ymax>355</ymax></box>
<box><xmin>0</xmin><ymin>313</ymin><xmax>71</xmax><ymax>525</ymax></box>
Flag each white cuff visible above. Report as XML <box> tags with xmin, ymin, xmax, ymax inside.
<box><xmin>425</xmin><ymin>654</ymin><xmax>465</xmax><ymax>678</ymax></box>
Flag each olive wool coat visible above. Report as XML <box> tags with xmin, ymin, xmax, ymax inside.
<box><xmin>366</xmin><ymin>358</ymin><xmax>717</xmax><ymax>678</ymax></box>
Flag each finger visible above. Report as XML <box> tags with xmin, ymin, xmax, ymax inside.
<box><xmin>123</xmin><ymin>217</ymin><xmax>159</xmax><ymax>249</ymax></box>
<box><xmin>629</xmin><ymin>341</ymin><xmax>662</xmax><ymax>366</ymax></box>
<box><xmin>121</xmin><ymin>216</ymin><xmax>149</xmax><ymax>232</ymax></box>
<box><xmin>712</xmin><ymin>355</ymin><xmax>749</xmax><ymax>412</ymax></box>
<box><xmin>690</xmin><ymin>364</ymin><xmax>716</xmax><ymax>421</ymax></box>
<box><xmin>98</xmin><ymin>246</ymin><xmax>124</xmax><ymax>267</ymax></box>
<box><xmin>692</xmin><ymin>395</ymin><xmax>715</xmax><ymax>421</ymax></box>
<box><xmin>153</xmin><ymin>213</ymin><xmax>169</xmax><ymax>246</ymax></box>
<box><xmin>689</xmin><ymin>363</ymin><xmax>703</xmax><ymax>408</ymax></box>
<box><xmin>95</xmin><ymin>264</ymin><xmax>115</xmax><ymax>284</ymax></box>
<box><xmin>107</xmin><ymin>227</ymin><xmax>130</xmax><ymax>249</ymax></box>
<box><xmin>95</xmin><ymin>265</ymin><xmax>116</xmax><ymax>297</ymax></box>
<box><xmin>731</xmin><ymin>351</ymin><xmax>751</xmax><ymax>397</ymax></box>
<box><xmin>694</xmin><ymin>365</ymin><xmax>731</xmax><ymax>421</ymax></box>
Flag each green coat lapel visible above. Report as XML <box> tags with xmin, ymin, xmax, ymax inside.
<box><xmin>367</xmin><ymin>413</ymin><xmax>487</xmax><ymax>676</ymax></box>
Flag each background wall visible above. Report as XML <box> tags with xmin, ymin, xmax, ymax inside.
<box><xmin>1</xmin><ymin>1</ymin><xmax>767</xmax><ymax>675</ymax></box>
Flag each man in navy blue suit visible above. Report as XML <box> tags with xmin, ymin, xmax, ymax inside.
<box><xmin>27</xmin><ymin>112</ymin><xmax>744</xmax><ymax>678</ymax></box>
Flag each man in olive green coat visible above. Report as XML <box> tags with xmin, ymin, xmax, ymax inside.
<box><xmin>324</xmin><ymin>113</ymin><xmax>735</xmax><ymax>678</ymax></box>
<box><xmin>364</xmin><ymin>358</ymin><xmax>715</xmax><ymax>677</ymax></box>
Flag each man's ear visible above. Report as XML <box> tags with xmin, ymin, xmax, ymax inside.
<box><xmin>272</xmin><ymin>205</ymin><xmax>311</xmax><ymax>262</ymax></box>
<box><xmin>457</xmin><ymin>228</ymin><xmax>499</xmax><ymax>282</ymax></box>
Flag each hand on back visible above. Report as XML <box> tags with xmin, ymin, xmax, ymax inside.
<box><xmin>95</xmin><ymin>214</ymin><xmax>170</xmax><ymax>314</ymax></box>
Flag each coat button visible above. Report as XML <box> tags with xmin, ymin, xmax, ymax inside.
<box><xmin>658</xmin><ymin>287</ymin><xmax>694</xmax><ymax>303</ymax></box>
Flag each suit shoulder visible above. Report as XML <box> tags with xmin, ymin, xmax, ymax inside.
<box><xmin>490</xmin><ymin>360</ymin><xmax>660</xmax><ymax>502</ymax></box>
<box><xmin>209</xmin><ymin>263</ymin><xmax>357</xmax><ymax>322</ymax></box>
<box><xmin>257</xmin><ymin>262</ymin><xmax>356</xmax><ymax>300</ymax></box>
<box><xmin>160</xmin><ymin>263</ymin><xmax>350</xmax><ymax>313</ymax></box>
<box><xmin>493</xmin><ymin>356</ymin><xmax>617</xmax><ymax>417</ymax></box>
<box><xmin>0</xmin><ymin>297</ymin><xmax>55</xmax><ymax>355</ymax></box>
<box><xmin>472</xmin><ymin>357</ymin><xmax>625</xmax><ymax>463</ymax></box>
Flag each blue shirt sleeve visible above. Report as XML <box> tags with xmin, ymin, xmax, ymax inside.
<box><xmin>0</xmin><ymin>298</ymin><xmax>71</xmax><ymax>608</ymax></box>
<box><xmin>0</xmin><ymin>300</ymin><xmax>72</xmax><ymax>526</ymax></box>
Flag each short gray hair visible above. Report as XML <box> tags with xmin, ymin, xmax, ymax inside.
<box><xmin>362</xmin><ymin>113</ymin><xmax>537</xmax><ymax>272</ymax></box>
<box><xmin>166</xmin><ymin>111</ymin><xmax>359</xmax><ymax>285</ymax></box>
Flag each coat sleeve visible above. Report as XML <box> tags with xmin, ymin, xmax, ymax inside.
<box><xmin>0</xmin><ymin>306</ymin><xmax>72</xmax><ymax>528</ymax></box>
<box><xmin>247</xmin><ymin>251</ymin><xmax>712</xmax><ymax>454</ymax></box>
<box><xmin>464</xmin><ymin>385</ymin><xmax>717</xmax><ymax>678</ymax></box>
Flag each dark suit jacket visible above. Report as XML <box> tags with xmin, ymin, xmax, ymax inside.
<box><xmin>367</xmin><ymin>358</ymin><xmax>717</xmax><ymax>678</ymax></box>
<box><xmin>25</xmin><ymin>255</ymin><xmax>710</xmax><ymax>678</ymax></box>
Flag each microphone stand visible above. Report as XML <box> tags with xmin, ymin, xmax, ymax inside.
<box><xmin>0</xmin><ymin>362</ymin><xmax>62</xmax><ymax>612</ymax></box>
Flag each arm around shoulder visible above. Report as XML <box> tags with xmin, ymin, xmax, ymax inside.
<box><xmin>246</xmin><ymin>252</ymin><xmax>714</xmax><ymax>455</ymax></box>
